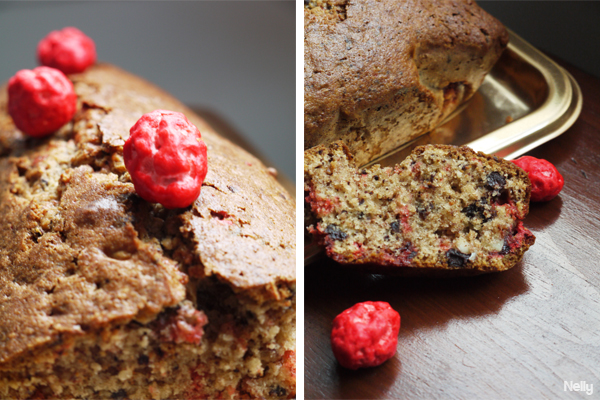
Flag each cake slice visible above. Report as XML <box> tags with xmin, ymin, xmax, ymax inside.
<box><xmin>305</xmin><ymin>141</ymin><xmax>535</xmax><ymax>274</ymax></box>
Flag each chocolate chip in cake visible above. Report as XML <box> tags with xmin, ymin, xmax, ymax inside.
<box><xmin>325</xmin><ymin>224</ymin><xmax>348</xmax><ymax>241</ymax></box>
<box><xmin>494</xmin><ymin>189</ymin><xmax>510</xmax><ymax>206</ymax></box>
<box><xmin>416</xmin><ymin>203</ymin><xmax>431</xmax><ymax>220</ymax></box>
<box><xmin>500</xmin><ymin>240</ymin><xmax>511</xmax><ymax>255</ymax></box>
<box><xmin>462</xmin><ymin>203</ymin><xmax>485</xmax><ymax>219</ymax></box>
<box><xmin>446</xmin><ymin>249</ymin><xmax>471</xmax><ymax>268</ymax></box>
<box><xmin>155</xmin><ymin>347</ymin><xmax>165</xmax><ymax>359</ymax></box>
<box><xmin>110</xmin><ymin>389</ymin><xmax>128</xmax><ymax>400</ymax></box>
<box><xmin>269</xmin><ymin>385</ymin><xmax>288</xmax><ymax>398</ymax></box>
<box><xmin>137</xmin><ymin>354</ymin><xmax>150</xmax><ymax>365</ymax></box>
<box><xmin>486</xmin><ymin>171</ymin><xmax>506</xmax><ymax>190</ymax></box>
<box><xmin>390</xmin><ymin>221</ymin><xmax>400</xmax><ymax>233</ymax></box>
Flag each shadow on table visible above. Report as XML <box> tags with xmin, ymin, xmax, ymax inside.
<box><xmin>305</xmin><ymin>258</ymin><xmax>529</xmax><ymax>332</ymax></box>
<box><xmin>333</xmin><ymin>356</ymin><xmax>402</xmax><ymax>399</ymax></box>
<box><xmin>528</xmin><ymin>196</ymin><xmax>563</xmax><ymax>230</ymax></box>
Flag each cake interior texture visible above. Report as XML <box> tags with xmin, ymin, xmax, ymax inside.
<box><xmin>305</xmin><ymin>142</ymin><xmax>535</xmax><ymax>274</ymax></box>
<box><xmin>2</xmin><ymin>286</ymin><xmax>294</xmax><ymax>400</ymax></box>
<box><xmin>0</xmin><ymin>64</ymin><xmax>295</xmax><ymax>399</ymax></box>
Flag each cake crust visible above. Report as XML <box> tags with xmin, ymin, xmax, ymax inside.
<box><xmin>304</xmin><ymin>0</ymin><xmax>509</xmax><ymax>165</ymax></box>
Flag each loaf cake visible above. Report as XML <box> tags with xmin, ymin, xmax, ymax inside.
<box><xmin>304</xmin><ymin>0</ymin><xmax>509</xmax><ymax>166</ymax></box>
<box><xmin>304</xmin><ymin>141</ymin><xmax>535</xmax><ymax>274</ymax></box>
<box><xmin>0</xmin><ymin>64</ymin><xmax>295</xmax><ymax>399</ymax></box>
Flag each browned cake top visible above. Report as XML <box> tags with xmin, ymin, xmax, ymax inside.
<box><xmin>304</xmin><ymin>0</ymin><xmax>508</xmax><ymax>146</ymax></box>
<box><xmin>0</xmin><ymin>64</ymin><xmax>295</xmax><ymax>363</ymax></box>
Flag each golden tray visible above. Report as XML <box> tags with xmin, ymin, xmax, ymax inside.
<box><xmin>304</xmin><ymin>30</ymin><xmax>583</xmax><ymax>264</ymax></box>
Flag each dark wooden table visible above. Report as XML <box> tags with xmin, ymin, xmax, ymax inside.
<box><xmin>305</xmin><ymin>60</ymin><xmax>600</xmax><ymax>399</ymax></box>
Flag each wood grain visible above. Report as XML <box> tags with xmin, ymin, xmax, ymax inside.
<box><xmin>304</xmin><ymin>60</ymin><xmax>600</xmax><ymax>399</ymax></box>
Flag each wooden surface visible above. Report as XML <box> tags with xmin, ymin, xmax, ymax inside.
<box><xmin>305</xmin><ymin>60</ymin><xmax>600</xmax><ymax>399</ymax></box>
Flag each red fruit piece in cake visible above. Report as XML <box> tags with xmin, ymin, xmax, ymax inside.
<box><xmin>154</xmin><ymin>302</ymin><xmax>209</xmax><ymax>345</ymax></box>
<box><xmin>8</xmin><ymin>66</ymin><xmax>77</xmax><ymax>138</ymax></box>
<box><xmin>331</xmin><ymin>301</ymin><xmax>401</xmax><ymax>370</ymax></box>
<box><xmin>511</xmin><ymin>156</ymin><xmax>564</xmax><ymax>202</ymax></box>
<box><xmin>124</xmin><ymin>110</ymin><xmax>208</xmax><ymax>209</ymax></box>
<box><xmin>37</xmin><ymin>27</ymin><xmax>97</xmax><ymax>74</ymax></box>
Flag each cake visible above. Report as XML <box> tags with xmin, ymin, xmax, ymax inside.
<box><xmin>304</xmin><ymin>0</ymin><xmax>509</xmax><ymax>166</ymax></box>
<box><xmin>0</xmin><ymin>64</ymin><xmax>295</xmax><ymax>399</ymax></box>
<box><xmin>304</xmin><ymin>141</ymin><xmax>535</xmax><ymax>274</ymax></box>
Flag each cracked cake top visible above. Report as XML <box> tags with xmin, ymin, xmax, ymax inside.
<box><xmin>0</xmin><ymin>64</ymin><xmax>296</xmax><ymax>364</ymax></box>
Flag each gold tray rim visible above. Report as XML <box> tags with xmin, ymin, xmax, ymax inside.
<box><xmin>467</xmin><ymin>29</ymin><xmax>582</xmax><ymax>160</ymax></box>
